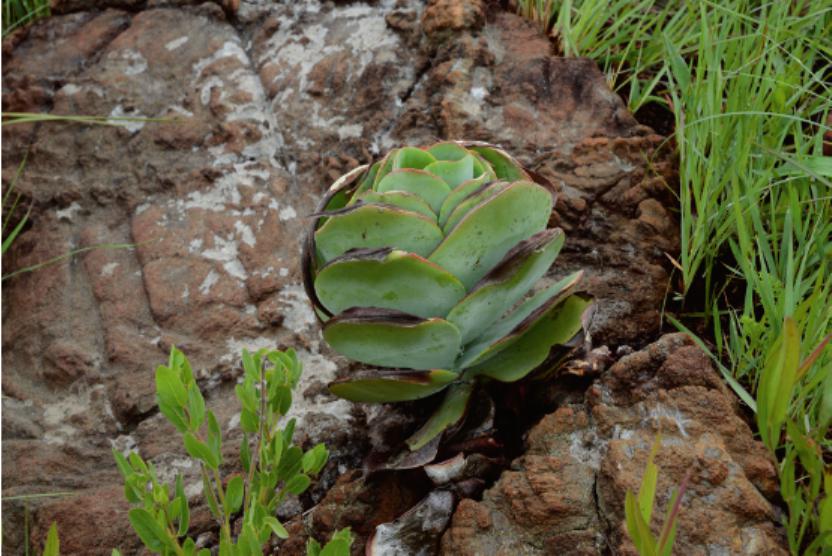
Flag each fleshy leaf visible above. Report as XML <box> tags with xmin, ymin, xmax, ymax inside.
<box><xmin>468</xmin><ymin>145</ymin><xmax>530</xmax><ymax>181</ymax></box>
<box><xmin>314</xmin><ymin>248</ymin><xmax>466</xmax><ymax>318</ymax></box>
<box><xmin>457</xmin><ymin>271</ymin><xmax>583</xmax><ymax>369</ymax></box>
<box><xmin>375</xmin><ymin>169</ymin><xmax>452</xmax><ymax>213</ymax></box>
<box><xmin>465</xmin><ymin>294</ymin><xmax>592</xmax><ymax>382</ymax></box>
<box><xmin>423</xmin><ymin>156</ymin><xmax>476</xmax><ymax>189</ymax></box>
<box><xmin>329</xmin><ymin>369</ymin><xmax>458</xmax><ymax>403</ymax></box>
<box><xmin>442</xmin><ymin>181</ymin><xmax>511</xmax><ymax>234</ymax></box>
<box><xmin>393</xmin><ymin>147</ymin><xmax>436</xmax><ymax>170</ymax></box>
<box><xmin>437</xmin><ymin>174</ymin><xmax>495</xmax><ymax>228</ymax></box>
<box><xmin>345</xmin><ymin>162</ymin><xmax>380</xmax><ymax>206</ymax></box>
<box><xmin>357</xmin><ymin>190</ymin><xmax>436</xmax><ymax>220</ymax></box>
<box><xmin>323</xmin><ymin>308</ymin><xmax>462</xmax><ymax>370</ymax></box>
<box><xmin>427</xmin><ymin>141</ymin><xmax>469</xmax><ymax>161</ymax></box>
<box><xmin>429</xmin><ymin>181</ymin><xmax>553</xmax><ymax>289</ymax></box>
<box><xmin>447</xmin><ymin>229</ymin><xmax>565</xmax><ymax>343</ymax></box>
<box><xmin>406</xmin><ymin>381</ymin><xmax>473</xmax><ymax>450</ymax></box>
<box><xmin>314</xmin><ymin>204</ymin><xmax>443</xmax><ymax>263</ymax></box>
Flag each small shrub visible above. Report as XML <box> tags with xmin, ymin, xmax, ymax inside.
<box><xmin>113</xmin><ymin>346</ymin><xmax>352</xmax><ymax>555</ymax></box>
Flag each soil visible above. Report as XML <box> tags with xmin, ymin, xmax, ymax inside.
<box><xmin>2</xmin><ymin>0</ymin><xmax>786</xmax><ymax>553</ymax></box>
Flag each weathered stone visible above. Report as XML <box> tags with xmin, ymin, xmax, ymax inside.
<box><xmin>441</xmin><ymin>334</ymin><xmax>785</xmax><ymax>555</ymax></box>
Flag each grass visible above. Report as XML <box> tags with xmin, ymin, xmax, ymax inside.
<box><xmin>2</xmin><ymin>0</ymin><xmax>50</xmax><ymax>36</ymax></box>
<box><xmin>515</xmin><ymin>0</ymin><xmax>832</xmax><ymax>553</ymax></box>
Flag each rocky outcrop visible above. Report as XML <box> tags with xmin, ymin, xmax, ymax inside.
<box><xmin>2</xmin><ymin>0</ymin><xmax>777</xmax><ymax>553</ymax></box>
<box><xmin>440</xmin><ymin>334</ymin><xmax>784</xmax><ymax>555</ymax></box>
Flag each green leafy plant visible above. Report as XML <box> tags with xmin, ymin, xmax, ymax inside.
<box><xmin>624</xmin><ymin>435</ymin><xmax>688</xmax><ymax>556</ymax></box>
<box><xmin>113</xmin><ymin>346</ymin><xmax>352</xmax><ymax>555</ymax></box>
<box><xmin>303</xmin><ymin>142</ymin><xmax>592</xmax><ymax>451</ymax></box>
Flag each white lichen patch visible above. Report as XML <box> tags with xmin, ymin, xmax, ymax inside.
<box><xmin>278</xmin><ymin>205</ymin><xmax>297</xmax><ymax>221</ymax></box>
<box><xmin>568</xmin><ymin>429</ymin><xmax>604</xmax><ymax>470</ymax></box>
<box><xmin>56</xmin><ymin>202</ymin><xmax>82</xmax><ymax>221</ymax></box>
<box><xmin>285</xmin><ymin>349</ymin><xmax>352</xmax><ymax>429</ymax></box>
<box><xmin>234</xmin><ymin>221</ymin><xmax>257</xmax><ymax>247</ymax></box>
<box><xmin>117</xmin><ymin>48</ymin><xmax>148</xmax><ymax>76</ymax></box>
<box><xmin>101</xmin><ymin>262</ymin><xmax>119</xmax><ymax>277</ymax></box>
<box><xmin>165</xmin><ymin>36</ymin><xmax>189</xmax><ymax>51</ymax></box>
<box><xmin>276</xmin><ymin>284</ymin><xmax>316</xmax><ymax>334</ymax></box>
<box><xmin>202</xmin><ymin>234</ymin><xmax>247</xmax><ymax>281</ymax></box>
<box><xmin>109</xmin><ymin>104</ymin><xmax>146</xmax><ymax>133</ymax></box>
<box><xmin>199</xmin><ymin>270</ymin><xmax>220</xmax><ymax>295</ymax></box>
<box><xmin>649</xmin><ymin>404</ymin><xmax>692</xmax><ymax>437</ymax></box>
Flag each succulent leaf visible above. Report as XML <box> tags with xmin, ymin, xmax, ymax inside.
<box><xmin>328</xmin><ymin>369</ymin><xmax>458</xmax><ymax>403</ymax></box>
<box><xmin>447</xmin><ymin>229</ymin><xmax>566</xmax><ymax>343</ymax></box>
<box><xmin>442</xmin><ymin>181</ymin><xmax>511</xmax><ymax>234</ymax></box>
<box><xmin>314</xmin><ymin>249</ymin><xmax>466</xmax><ymax>318</ymax></box>
<box><xmin>437</xmin><ymin>174</ymin><xmax>495</xmax><ymax>227</ymax></box>
<box><xmin>426</xmin><ymin>142</ymin><xmax>470</xmax><ymax>161</ymax></box>
<box><xmin>466</xmin><ymin>294</ymin><xmax>592</xmax><ymax>382</ymax></box>
<box><xmin>406</xmin><ymin>381</ymin><xmax>473</xmax><ymax>451</ymax></box>
<box><xmin>468</xmin><ymin>145</ymin><xmax>530</xmax><ymax>181</ymax></box>
<box><xmin>304</xmin><ymin>142</ymin><xmax>589</xmax><ymax>454</ymax></box>
<box><xmin>423</xmin><ymin>156</ymin><xmax>477</xmax><ymax>188</ymax></box>
<box><xmin>314</xmin><ymin>204</ymin><xmax>443</xmax><ymax>263</ymax></box>
<box><xmin>457</xmin><ymin>271</ymin><xmax>583</xmax><ymax>369</ymax></box>
<box><xmin>428</xmin><ymin>181</ymin><xmax>553</xmax><ymax>289</ymax></box>
<box><xmin>356</xmin><ymin>190</ymin><xmax>436</xmax><ymax>220</ymax></box>
<box><xmin>393</xmin><ymin>147</ymin><xmax>436</xmax><ymax>170</ymax></box>
<box><xmin>376</xmin><ymin>169</ymin><xmax>452</xmax><ymax>213</ymax></box>
<box><xmin>323</xmin><ymin>308</ymin><xmax>462</xmax><ymax>370</ymax></box>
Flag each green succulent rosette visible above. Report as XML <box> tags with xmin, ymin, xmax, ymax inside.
<box><xmin>302</xmin><ymin>141</ymin><xmax>592</xmax><ymax>451</ymax></box>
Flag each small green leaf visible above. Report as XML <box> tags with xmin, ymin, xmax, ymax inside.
<box><xmin>638</xmin><ymin>436</ymin><xmax>661</xmax><ymax>525</ymax></box>
<box><xmin>176</xmin><ymin>487</ymin><xmax>189</xmax><ymax>536</ymax></box>
<box><xmin>224</xmin><ymin>475</ymin><xmax>244</xmax><ymax>515</ymax></box>
<box><xmin>240</xmin><ymin>434</ymin><xmax>252</xmax><ymax>473</ymax></box>
<box><xmin>302</xmin><ymin>444</ymin><xmax>329</xmax><ymax>475</ymax></box>
<box><xmin>43</xmin><ymin>522</ymin><xmax>59</xmax><ymax>556</ymax></box>
<box><xmin>128</xmin><ymin>508</ymin><xmax>174</xmax><ymax>553</ymax></box>
<box><xmin>187</xmin><ymin>385</ymin><xmax>206</xmax><ymax>431</ymax></box>
<box><xmin>203</xmin><ymin>473</ymin><xmax>221</xmax><ymax>519</ymax></box>
<box><xmin>240</xmin><ymin>408</ymin><xmax>258</xmax><ymax>434</ymax></box>
<box><xmin>263</xmin><ymin>516</ymin><xmax>289</xmax><ymax>540</ymax></box>
<box><xmin>284</xmin><ymin>474</ymin><xmax>312</xmax><ymax>495</ymax></box>
<box><xmin>183</xmin><ymin>432</ymin><xmax>218</xmax><ymax>469</ymax></box>
<box><xmin>207</xmin><ymin>411</ymin><xmax>223</xmax><ymax>466</ymax></box>
<box><xmin>156</xmin><ymin>365</ymin><xmax>188</xmax><ymax>408</ymax></box>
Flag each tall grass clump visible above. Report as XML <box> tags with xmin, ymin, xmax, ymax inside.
<box><xmin>515</xmin><ymin>0</ymin><xmax>832</xmax><ymax>553</ymax></box>
<box><xmin>2</xmin><ymin>0</ymin><xmax>50</xmax><ymax>36</ymax></box>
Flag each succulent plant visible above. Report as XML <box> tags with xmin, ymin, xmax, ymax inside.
<box><xmin>302</xmin><ymin>142</ymin><xmax>592</xmax><ymax>451</ymax></box>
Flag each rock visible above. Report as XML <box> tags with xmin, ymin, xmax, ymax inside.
<box><xmin>421</xmin><ymin>0</ymin><xmax>485</xmax><ymax>38</ymax></box>
<box><xmin>441</xmin><ymin>334</ymin><xmax>786</xmax><ymax>554</ymax></box>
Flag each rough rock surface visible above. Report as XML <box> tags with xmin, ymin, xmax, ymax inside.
<box><xmin>1</xmin><ymin>0</ymin><xmax>778</xmax><ymax>553</ymax></box>
<box><xmin>440</xmin><ymin>334</ymin><xmax>784</xmax><ymax>555</ymax></box>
